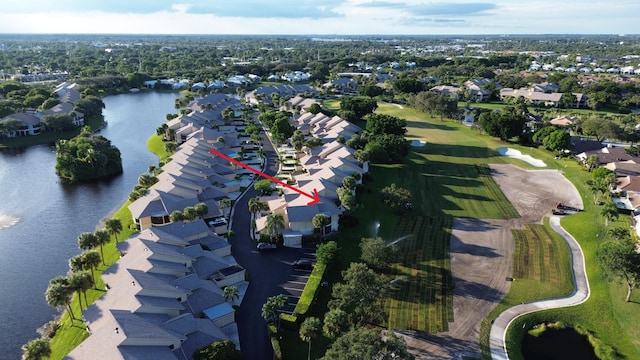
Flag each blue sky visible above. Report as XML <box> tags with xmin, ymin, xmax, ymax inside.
<box><xmin>0</xmin><ymin>0</ymin><xmax>638</xmax><ymax>35</ymax></box>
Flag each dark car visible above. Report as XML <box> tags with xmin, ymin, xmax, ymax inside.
<box><xmin>257</xmin><ymin>242</ymin><xmax>278</xmax><ymax>252</ymax></box>
<box><xmin>292</xmin><ymin>259</ymin><xmax>313</xmax><ymax>270</ymax></box>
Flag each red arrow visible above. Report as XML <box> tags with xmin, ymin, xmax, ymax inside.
<box><xmin>208</xmin><ymin>148</ymin><xmax>321</xmax><ymax>206</ymax></box>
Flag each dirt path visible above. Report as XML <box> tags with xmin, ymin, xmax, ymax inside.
<box><xmin>396</xmin><ymin>164</ymin><xmax>583</xmax><ymax>359</ymax></box>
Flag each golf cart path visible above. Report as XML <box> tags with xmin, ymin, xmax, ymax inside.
<box><xmin>396</xmin><ymin>164</ymin><xmax>585</xmax><ymax>360</ymax></box>
<box><xmin>489</xmin><ymin>215</ymin><xmax>591</xmax><ymax>359</ymax></box>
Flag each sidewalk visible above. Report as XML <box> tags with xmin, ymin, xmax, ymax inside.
<box><xmin>489</xmin><ymin>215</ymin><xmax>591</xmax><ymax>360</ymax></box>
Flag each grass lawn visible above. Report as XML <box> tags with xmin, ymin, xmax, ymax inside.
<box><xmin>46</xmin><ymin>136</ymin><xmax>161</xmax><ymax>359</ymax></box>
<box><xmin>0</xmin><ymin>115</ymin><xmax>105</xmax><ymax>148</ymax></box>
<box><xmin>478</xmin><ymin>219</ymin><xmax>574</xmax><ymax>358</ymax></box>
<box><xmin>321</xmin><ymin>99</ymin><xmax>341</xmax><ymax>111</ymax></box>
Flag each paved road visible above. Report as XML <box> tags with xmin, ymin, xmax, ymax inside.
<box><xmin>489</xmin><ymin>215</ymin><xmax>591</xmax><ymax>360</ymax></box>
<box><xmin>230</xmin><ymin>129</ymin><xmax>308</xmax><ymax>360</ymax></box>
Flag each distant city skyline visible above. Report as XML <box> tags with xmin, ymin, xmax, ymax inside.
<box><xmin>0</xmin><ymin>0</ymin><xmax>638</xmax><ymax>35</ymax></box>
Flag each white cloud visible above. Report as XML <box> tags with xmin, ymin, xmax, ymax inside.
<box><xmin>0</xmin><ymin>0</ymin><xmax>637</xmax><ymax>34</ymax></box>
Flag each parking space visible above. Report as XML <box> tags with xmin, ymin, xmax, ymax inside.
<box><xmin>279</xmin><ymin>247</ymin><xmax>317</xmax><ymax>315</ymax></box>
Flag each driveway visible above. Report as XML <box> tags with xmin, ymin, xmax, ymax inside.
<box><xmin>230</xmin><ymin>129</ymin><xmax>313</xmax><ymax>360</ymax></box>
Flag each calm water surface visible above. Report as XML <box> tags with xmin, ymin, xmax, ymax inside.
<box><xmin>0</xmin><ymin>91</ymin><xmax>179</xmax><ymax>359</ymax></box>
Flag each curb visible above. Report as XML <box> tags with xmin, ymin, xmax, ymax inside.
<box><xmin>489</xmin><ymin>215</ymin><xmax>591</xmax><ymax>359</ymax></box>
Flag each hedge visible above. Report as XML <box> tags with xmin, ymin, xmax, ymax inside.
<box><xmin>279</xmin><ymin>261</ymin><xmax>327</xmax><ymax>329</ymax></box>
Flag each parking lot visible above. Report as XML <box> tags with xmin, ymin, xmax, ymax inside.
<box><xmin>279</xmin><ymin>247</ymin><xmax>317</xmax><ymax>315</ymax></box>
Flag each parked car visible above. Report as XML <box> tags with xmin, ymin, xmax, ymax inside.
<box><xmin>257</xmin><ymin>242</ymin><xmax>278</xmax><ymax>252</ymax></box>
<box><xmin>208</xmin><ymin>217</ymin><xmax>228</xmax><ymax>227</ymax></box>
<box><xmin>292</xmin><ymin>259</ymin><xmax>313</xmax><ymax>270</ymax></box>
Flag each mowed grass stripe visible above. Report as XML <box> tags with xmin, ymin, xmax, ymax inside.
<box><xmin>386</xmin><ymin>215</ymin><xmax>452</xmax><ymax>332</ymax></box>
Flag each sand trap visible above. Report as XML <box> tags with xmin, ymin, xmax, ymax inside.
<box><xmin>411</xmin><ymin>140</ymin><xmax>426</xmax><ymax>147</ymax></box>
<box><xmin>497</xmin><ymin>147</ymin><xmax>546</xmax><ymax>167</ymax></box>
<box><xmin>0</xmin><ymin>214</ymin><xmax>20</xmax><ymax>229</ymax></box>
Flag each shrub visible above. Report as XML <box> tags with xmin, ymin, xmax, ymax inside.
<box><xmin>293</xmin><ymin>262</ymin><xmax>326</xmax><ymax>316</ymax></box>
<box><xmin>268</xmin><ymin>323</ymin><xmax>283</xmax><ymax>360</ymax></box>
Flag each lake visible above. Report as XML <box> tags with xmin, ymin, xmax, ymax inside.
<box><xmin>0</xmin><ymin>91</ymin><xmax>180</xmax><ymax>359</ymax></box>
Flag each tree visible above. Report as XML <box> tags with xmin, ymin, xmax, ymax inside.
<box><xmin>337</xmin><ymin>187</ymin><xmax>357</xmax><ymax>212</ymax></box>
<box><xmin>307</xmin><ymin>103</ymin><xmax>323</xmax><ymax>114</ymax></box>
<box><xmin>323</xmin><ymin>308</ymin><xmax>348</xmax><ymax>338</ymax></box>
<box><xmin>105</xmin><ymin>218</ymin><xmax>123</xmax><ymax>242</ymax></box>
<box><xmin>223</xmin><ymin>285</ymin><xmax>240</xmax><ymax>305</ymax></box>
<box><xmin>320</xmin><ymin>328</ymin><xmax>414</xmax><ymax>360</ymax></box>
<box><xmin>364</xmin><ymin>113</ymin><xmax>407</xmax><ymax>136</ymax></box>
<box><xmin>607</xmin><ymin>227</ymin><xmax>631</xmax><ymax>242</ymax></box>
<box><xmin>584</xmin><ymin>154</ymin><xmax>599</xmax><ymax>172</ymax></box>
<box><xmin>365</xmin><ymin>134</ymin><xmax>410</xmax><ymax>163</ymax></box>
<box><xmin>342</xmin><ymin>175</ymin><xmax>357</xmax><ymax>191</ymax></box>
<box><xmin>94</xmin><ymin>229</ymin><xmax>110</xmax><ymax>265</ymax></box>
<box><xmin>261</xmin><ymin>294</ymin><xmax>288</xmax><ymax>328</ymax></box>
<box><xmin>330</xmin><ymin>263</ymin><xmax>388</xmax><ymax>325</ymax></box>
<box><xmin>542</xmin><ymin>130</ymin><xmax>571</xmax><ymax>152</ymax></box>
<box><xmin>581</xmin><ymin>117</ymin><xmax>620</xmax><ymax>142</ymax></box>
<box><xmin>340</xmin><ymin>96</ymin><xmax>378</xmax><ymax>120</ymax></box>
<box><xmin>316</xmin><ymin>241</ymin><xmax>339</xmax><ymax>264</ymax></box>
<box><xmin>265</xmin><ymin>213</ymin><xmax>285</xmax><ymax>243</ymax></box>
<box><xmin>600</xmin><ymin>200</ymin><xmax>620</xmax><ymax>226</ymax></box>
<box><xmin>478</xmin><ymin>110</ymin><xmax>527</xmax><ymax>141</ymax></box>
<box><xmin>597</xmin><ymin>240</ymin><xmax>640</xmax><ymax>302</ymax></box>
<box><xmin>45</xmin><ymin>276</ymin><xmax>76</xmax><ymax>323</ymax></box>
<box><xmin>271</xmin><ymin>116</ymin><xmax>295</xmax><ymax>145</ymax></box>
<box><xmin>82</xmin><ymin>251</ymin><xmax>102</xmax><ymax>288</ymax></box>
<box><xmin>193</xmin><ymin>340</ymin><xmax>241</xmax><ymax>360</ymax></box>
<box><xmin>68</xmin><ymin>271</ymin><xmax>93</xmax><ymax>310</ymax></box>
<box><xmin>248</xmin><ymin>196</ymin><xmax>266</xmax><ymax>240</ymax></box>
<box><xmin>299</xmin><ymin>317</ymin><xmax>321</xmax><ymax>360</ymax></box>
<box><xmin>380</xmin><ymin>183</ymin><xmax>412</xmax><ymax>210</ymax></box>
<box><xmin>183</xmin><ymin>206</ymin><xmax>198</xmax><ymax>221</ymax></box>
<box><xmin>77</xmin><ymin>232</ymin><xmax>98</xmax><ymax>252</ymax></box>
<box><xmin>170</xmin><ymin>210</ymin><xmax>184</xmax><ymax>222</ymax></box>
<box><xmin>254</xmin><ymin>179</ymin><xmax>273</xmax><ymax>195</ymax></box>
<box><xmin>218</xmin><ymin>198</ymin><xmax>232</xmax><ymax>217</ymax></box>
<box><xmin>21</xmin><ymin>338</ymin><xmax>51</xmax><ymax>360</ymax></box>
<box><xmin>291</xmin><ymin>130</ymin><xmax>305</xmax><ymax>151</ymax></box>
<box><xmin>312</xmin><ymin>213</ymin><xmax>330</xmax><ymax>235</ymax></box>
<box><xmin>194</xmin><ymin>202</ymin><xmax>209</xmax><ymax>218</ymax></box>
<box><xmin>360</xmin><ymin>237</ymin><xmax>397</xmax><ymax>270</ymax></box>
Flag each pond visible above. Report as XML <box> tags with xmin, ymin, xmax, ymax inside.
<box><xmin>522</xmin><ymin>327</ymin><xmax>598</xmax><ymax>360</ymax></box>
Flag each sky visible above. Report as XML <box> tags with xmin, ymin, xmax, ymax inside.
<box><xmin>0</xmin><ymin>0</ymin><xmax>638</xmax><ymax>35</ymax></box>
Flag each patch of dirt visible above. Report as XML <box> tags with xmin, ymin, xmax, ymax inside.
<box><xmin>396</xmin><ymin>164</ymin><xmax>583</xmax><ymax>359</ymax></box>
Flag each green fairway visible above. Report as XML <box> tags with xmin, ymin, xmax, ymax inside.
<box><xmin>386</xmin><ymin>215</ymin><xmax>453</xmax><ymax>332</ymax></box>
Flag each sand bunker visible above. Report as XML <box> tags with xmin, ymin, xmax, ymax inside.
<box><xmin>411</xmin><ymin>140</ymin><xmax>427</xmax><ymax>147</ymax></box>
<box><xmin>497</xmin><ymin>147</ymin><xmax>546</xmax><ymax>167</ymax></box>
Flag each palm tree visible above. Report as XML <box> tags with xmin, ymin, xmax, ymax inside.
<box><xmin>265</xmin><ymin>213</ymin><xmax>285</xmax><ymax>243</ymax></box>
<box><xmin>312</xmin><ymin>213</ymin><xmax>330</xmax><ymax>236</ymax></box>
<box><xmin>45</xmin><ymin>277</ymin><xmax>76</xmax><ymax>323</ymax></box>
<box><xmin>77</xmin><ymin>232</ymin><xmax>97</xmax><ymax>252</ymax></box>
<box><xmin>183</xmin><ymin>206</ymin><xmax>198</xmax><ymax>221</ymax></box>
<box><xmin>261</xmin><ymin>294</ymin><xmax>288</xmax><ymax>329</ymax></box>
<box><xmin>601</xmin><ymin>200</ymin><xmax>620</xmax><ymax>226</ymax></box>
<box><xmin>223</xmin><ymin>285</ymin><xmax>240</xmax><ymax>305</ymax></box>
<box><xmin>82</xmin><ymin>251</ymin><xmax>102</xmax><ymax>288</ymax></box>
<box><xmin>69</xmin><ymin>254</ymin><xmax>85</xmax><ymax>273</ymax></box>
<box><xmin>170</xmin><ymin>210</ymin><xmax>184</xmax><ymax>223</ymax></box>
<box><xmin>299</xmin><ymin>317</ymin><xmax>321</xmax><ymax>360</ymax></box>
<box><xmin>218</xmin><ymin>198</ymin><xmax>232</xmax><ymax>218</ymax></box>
<box><xmin>322</xmin><ymin>308</ymin><xmax>348</xmax><ymax>338</ymax></box>
<box><xmin>68</xmin><ymin>271</ymin><xmax>93</xmax><ymax>310</ymax></box>
<box><xmin>105</xmin><ymin>218</ymin><xmax>123</xmax><ymax>242</ymax></box>
<box><xmin>194</xmin><ymin>203</ymin><xmax>209</xmax><ymax>218</ymax></box>
<box><xmin>21</xmin><ymin>338</ymin><xmax>51</xmax><ymax>360</ymax></box>
<box><xmin>248</xmin><ymin>197</ymin><xmax>266</xmax><ymax>240</ymax></box>
<box><xmin>608</xmin><ymin>227</ymin><xmax>631</xmax><ymax>241</ymax></box>
<box><xmin>94</xmin><ymin>229</ymin><xmax>110</xmax><ymax>265</ymax></box>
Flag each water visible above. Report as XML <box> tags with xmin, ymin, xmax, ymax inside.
<box><xmin>522</xmin><ymin>327</ymin><xmax>598</xmax><ymax>360</ymax></box>
<box><xmin>0</xmin><ymin>91</ymin><xmax>179</xmax><ymax>359</ymax></box>
<box><xmin>387</xmin><ymin>234</ymin><xmax>413</xmax><ymax>247</ymax></box>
